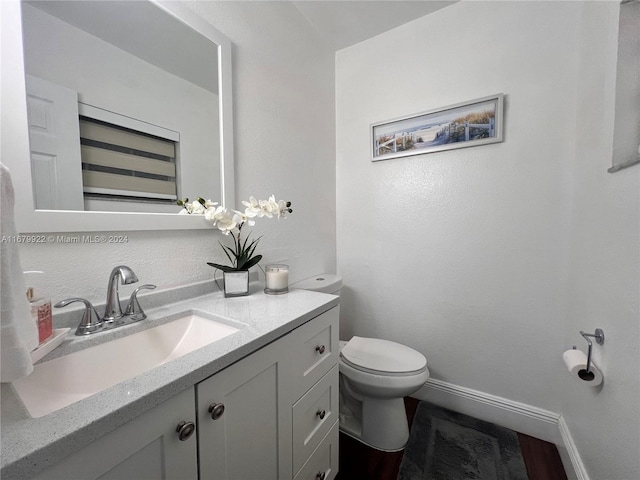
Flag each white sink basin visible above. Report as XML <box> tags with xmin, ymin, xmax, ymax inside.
<box><xmin>12</xmin><ymin>314</ymin><xmax>240</xmax><ymax>418</ymax></box>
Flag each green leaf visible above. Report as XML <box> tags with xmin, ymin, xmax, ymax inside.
<box><xmin>219</xmin><ymin>241</ymin><xmax>237</xmax><ymax>265</ymax></box>
<box><xmin>206</xmin><ymin>262</ymin><xmax>235</xmax><ymax>272</ymax></box>
<box><xmin>238</xmin><ymin>255</ymin><xmax>262</xmax><ymax>270</ymax></box>
<box><xmin>246</xmin><ymin>237</ymin><xmax>262</xmax><ymax>258</ymax></box>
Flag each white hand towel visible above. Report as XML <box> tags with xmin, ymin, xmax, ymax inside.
<box><xmin>1</xmin><ymin>163</ymin><xmax>38</xmax><ymax>382</ymax></box>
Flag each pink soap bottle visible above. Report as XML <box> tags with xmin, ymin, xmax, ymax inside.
<box><xmin>24</xmin><ymin>271</ymin><xmax>53</xmax><ymax>345</ymax></box>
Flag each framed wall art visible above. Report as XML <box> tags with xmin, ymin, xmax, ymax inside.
<box><xmin>371</xmin><ymin>93</ymin><xmax>504</xmax><ymax>161</ymax></box>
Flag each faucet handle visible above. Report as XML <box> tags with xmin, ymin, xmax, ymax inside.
<box><xmin>125</xmin><ymin>284</ymin><xmax>156</xmax><ymax>321</ymax></box>
<box><xmin>55</xmin><ymin>298</ymin><xmax>103</xmax><ymax>336</ymax></box>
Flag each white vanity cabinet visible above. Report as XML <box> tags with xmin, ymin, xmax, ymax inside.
<box><xmin>30</xmin><ymin>306</ymin><xmax>339</xmax><ymax>480</ymax></box>
<box><xmin>32</xmin><ymin>387</ymin><xmax>198</xmax><ymax>480</ymax></box>
<box><xmin>196</xmin><ymin>332</ymin><xmax>293</xmax><ymax>480</ymax></box>
<box><xmin>197</xmin><ymin>305</ymin><xmax>339</xmax><ymax>480</ymax></box>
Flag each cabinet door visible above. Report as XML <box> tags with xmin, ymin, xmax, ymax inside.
<box><xmin>32</xmin><ymin>388</ymin><xmax>198</xmax><ymax>480</ymax></box>
<box><xmin>197</xmin><ymin>337</ymin><xmax>293</xmax><ymax>480</ymax></box>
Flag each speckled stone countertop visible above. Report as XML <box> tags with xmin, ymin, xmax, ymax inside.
<box><xmin>0</xmin><ymin>282</ymin><xmax>339</xmax><ymax>480</ymax></box>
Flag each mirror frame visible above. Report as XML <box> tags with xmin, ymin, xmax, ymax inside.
<box><xmin>0</xmin><ymin>0</ymin><xmax>234</xmax><ymax>233</ymax></box>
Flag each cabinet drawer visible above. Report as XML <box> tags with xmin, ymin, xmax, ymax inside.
<box><xmin>294</xmin><ymin>422</ymin><xmax>339</xmax><ymax>480</ymax></box>
<box><xmin>290</xmin><ymin>307</ymin><xmax>339</xmax><ymax>401</ymax></box>
<box><xmin>292</xmin><ymin>365</ymin><xmax>339</xmax><ymax>475</ymax></box>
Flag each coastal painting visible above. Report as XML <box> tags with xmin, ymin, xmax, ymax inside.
<box><xmin>371</xmin><ymin>94</ymin><xmax>504</xmax><ymax>161</ymax></box>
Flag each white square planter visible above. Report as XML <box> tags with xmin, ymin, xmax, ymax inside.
<box><xmin>223</xmin><ymin>271</ymin><xmax>249</xmax><ymax>297</ymax></box>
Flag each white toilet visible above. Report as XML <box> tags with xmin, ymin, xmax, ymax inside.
<box><xmin>292</xmin><ymin>274</ymin><xmax>430</xmax><ymax>452</ymax></box>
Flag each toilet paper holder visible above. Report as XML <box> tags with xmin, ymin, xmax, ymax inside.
<box><xmin>574</xmin><ymin>328</ymin><xmax>605</xmax><ymax>380</ymax></box>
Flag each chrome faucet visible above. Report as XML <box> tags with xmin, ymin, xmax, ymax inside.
<box><xmin>103</xmin><ymin>265</ymin><xmax>138</xmax><ymax>322</ymax></box>
<box><xmin>54</xmin><ymin>298</ymin><xmax>103</xmax><ymax>335</ymax></box>
<box><xmin>55</xmin><ymin>266</ymin><xmax>156</xmax><ymax>336</ymax></box>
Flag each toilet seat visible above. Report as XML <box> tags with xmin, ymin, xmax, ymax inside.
<box><xmin>340</xmin><ymin>336</ymin><xmax>427</xmax><ymax>376</ymax></box>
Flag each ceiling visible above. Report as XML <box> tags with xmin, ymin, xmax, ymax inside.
<box><xmin>26</xmin><ymin>1</ymin><xmax>218</xmax><ymax>92</ymax></box>
<box><xmin>27</xmin><ymin>0</ymin><xmax>457</xmax><ymax>89</ymax></box>
<box><xmin>291</xmin><ymin>0</ymin><xmax>457</xmax><ymax>51</ymax></box>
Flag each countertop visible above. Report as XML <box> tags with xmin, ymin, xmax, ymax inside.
<box><xmin>0</xmin><ymin>283</ymin><xmax>339</xmax><ymax>479</ymax></box>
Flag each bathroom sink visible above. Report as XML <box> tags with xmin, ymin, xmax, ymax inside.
<box><xmin>11</xmin><ymin>313</ymin><xmax>240</xmax><ymax>418</ymax></box>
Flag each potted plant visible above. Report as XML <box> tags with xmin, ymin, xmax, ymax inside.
<box><xmin>178</xmin><ymin>195</ymin><xmax>292</xmax><ymax>297</ymax></box>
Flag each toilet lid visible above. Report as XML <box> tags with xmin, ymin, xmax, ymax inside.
<box><xmin>340</xmin><ymin>336</ymin><xmax>427</xmax><ymax>374</ymax></box>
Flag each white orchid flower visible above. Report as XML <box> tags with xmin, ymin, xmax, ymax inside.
<box><xmin>258</xmin><ymin>198</ymin><xmax>274</xmax><ymax>218</ymax></box>
<box><xmin>267</xmin><ymin>196</ymin><xmax>280</xmax><ymax>214</ymax></box>
<box><xmin>178</xmin><ymin>194</ymin><xmax>292</xmax><ymax>270</ymax></box>
<box><xmin>216</xmin><ymin>214</ymin><xmax>237</xmax><ymax>234</ymax></box>
<box><xmin>244</xmin><ymin>207</ymin><xmax>258</xmax><ymax>219</ymax></box>
<box><xmin>190</xmin><ymin>200</ymin><xmax>206</xmax><ymax>215</ymax></box>
<box><xmin>242</xmin><ymin>196</ymin><xmax>259</xmax><ymax>209</ymax></box>
<box><xmin>204</xmin><ymin>206</ymin><xmax>225</xmax><ymax>224</ymax></box>
<box><xmin>233</xmin><ymin>210</ymin><xmax>255</xmax><ymax>227</ymax></box>
<box><xmin>242</xmin><ymin>196</ymin><xmax>262</xmax><ymax>217</ymax></box>
<box><xmin>276</xmin><ymin>200</ymin><xmax>288</xmax><ymax>218</ymax></box>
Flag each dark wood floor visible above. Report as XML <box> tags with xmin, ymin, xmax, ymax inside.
<box><xmin>335</xmin><ymin>397</ymin><xmax>567</xmax><ymax>480</ymax></box>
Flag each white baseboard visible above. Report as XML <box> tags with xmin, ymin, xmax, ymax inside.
<box><xmin>558</xmin><ymin>415</ymin><xmax>589</xmax><ymax>480</ymax></box>
<box><xmin>413</xmin><ymin>378</ymin><xmax>583</xmax><ymax>480</ymax></box>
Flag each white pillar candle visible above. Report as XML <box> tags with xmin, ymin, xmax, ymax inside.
<box><xmin>265</xmin><ymin>265</ymin><xmax>289</xmax><ymax>293</ymax></box>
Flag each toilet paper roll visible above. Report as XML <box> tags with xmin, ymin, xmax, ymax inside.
<box><xmin>563</xmin><ymin>349</ymin><xmax>603</xmax><ymax>386</ymax></box>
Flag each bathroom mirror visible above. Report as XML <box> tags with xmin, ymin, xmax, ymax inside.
<box><xmin>0</xmin><ymin>0</ymin><xmax>234</xmax><ymax>232</ymax></box>
<box><xmin>608</xmin><ymin>0</ymin><xmax>640</xmax><ymax>173</ymax></box>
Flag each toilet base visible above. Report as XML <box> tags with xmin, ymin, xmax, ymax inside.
<box><xmin>338</xmin><ymin>396</ymin><xmax>410</xmax><ymax>452</ymax></box>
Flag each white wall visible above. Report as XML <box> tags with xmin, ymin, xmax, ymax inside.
<box><xmin>337</xmin><ymin>0</ymin><xmax>578</xmax><ymax>411</ymax></box>
<box><xmin>336</xmin><ymin>2</ymin><xmax>638</xmax><ymax>479</ymax></box>
<box><xmin>563</xmin><ymin>3</ymin><xmax>640</xmax><ymax>479</ymax></box>
<box><xmin>183</xmin><ymin>0</ymin><xmax>337</xmax><ymax>277</ymax></box>
<box><xmin>17</xmin><ymin>1</ymin><xmax>336</xmax><ymax>305</ymax></box>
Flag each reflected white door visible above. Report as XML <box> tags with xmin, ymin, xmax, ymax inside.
<box><xmin>25</xmin><ymin>74</ymin><xmax>84</xmax><ymax>210</ymax></box>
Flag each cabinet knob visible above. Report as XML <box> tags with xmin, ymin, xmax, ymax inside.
<box><xmin>209</xmin><ymin>402</ymin><xmax>225</xmax><ymax>420</ymax></box>
<box><xmin>315</xmin><ymin>345</ymin><xmax>326</xmax><ymax>354</ymax></box>
<box><xmin>316</xmin><ymin>409</ymin><xmax>326</xmax><ymax>420</ymax></box>
<box><xmin>176</xmin><ymin>421</ymin><xmax>195</xmax><ymax>441</ymax></box>
<box><xmin>316</xmin><ymin>472</ymin><xmax>326</xmax><ymax>480</ymax></box>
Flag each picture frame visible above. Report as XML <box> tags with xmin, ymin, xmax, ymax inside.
<box><xmin>371</xmin><ymin>93</ymin><xmax>504</xmax><ymax>162</ymax></box>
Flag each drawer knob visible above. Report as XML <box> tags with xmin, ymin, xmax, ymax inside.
<box><xmin>316</xmin><ymin>409</ymin><xmax>326</xmax><ymax>420</ymax></box>
<box><xmin>315</xmin><ymin>345</ymin><xmax>326</xmax><ymax>355</ymax></box>
<box><xmin>209</xmin><ymin>402</ymin><xmax>225</xmax><ymax>420</ymax></box>
<box><xmin>176</xmin><ymin>421</ymin><xmax>195</xmax><ymax>441</ymax></box>
<box><xmin>316</xmin><ymin>472</ymin><xmax>326</xmax><ymax>480</ymax></box>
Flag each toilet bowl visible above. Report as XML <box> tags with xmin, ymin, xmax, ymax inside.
<box><xmin>292</xmin><ymin>274</ymin><xmax>430</xmax><ymax>452</ymax></box>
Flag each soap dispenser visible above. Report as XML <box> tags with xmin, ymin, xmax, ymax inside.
<box><xmin>24</xmin><ymin>271</ymin><xmax>53</xmax><ymax>345</ymax></box>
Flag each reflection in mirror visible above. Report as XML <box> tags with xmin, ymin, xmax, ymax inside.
<box><xmin>0</xmin><ymin>0</ymin><xmax>233</xmax><ymax>232</ymax></box>
<box><xmin>609</xmin><ymin>0</ymin><xmax>640</xmax><ymax>173</ymax></box>
<box><xmin>22</xmin><ymin>0</ymin><xmax>220</xmax><ymax>213</ymax></box>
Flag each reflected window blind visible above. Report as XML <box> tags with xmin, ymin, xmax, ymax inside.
<box><xmin>79</xmin><ymin>117</ymin><xmax>177</xmax><ymax>200</ymax></box>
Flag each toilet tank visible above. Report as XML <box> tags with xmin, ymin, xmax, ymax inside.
<box><xmin>291</xmin><ymin>274</ymin><xmax>342</xmax><ymax>295</ymax></box>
